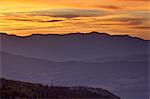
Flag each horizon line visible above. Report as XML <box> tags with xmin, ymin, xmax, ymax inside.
<box><xmin>0</xmin><ymin>31</ymin><xmax>148</xmax><ymax>41</ymax></box>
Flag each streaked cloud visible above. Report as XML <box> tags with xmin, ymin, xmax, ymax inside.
<box><xmin>9</xmin><ymin>9</ymin><xmax>106</xmax><ymax>18</ymax></box>
<box><xmin>6</xmin><ymin>18</ymin><xmax>63</xmax><ymax>23</ymax></box>
<box><xmin>0</xmin><ymin>0</ymin><xmax>149</xmax><ymax>39</ymax></box>
<box><xmin>97</xmin><ymin>5</ymin><xmax>121</xmax><ymax>10</ymax></box>
<box><xmin>132</xmin><ymin>26</ymin><xmax>150</xmax><ymax>30</ymax></box>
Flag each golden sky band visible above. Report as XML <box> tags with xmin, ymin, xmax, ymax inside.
<box><xmin>0</xmin><ymin>0</ymin><xmax>149</xmax><ymax>39</ymax></box>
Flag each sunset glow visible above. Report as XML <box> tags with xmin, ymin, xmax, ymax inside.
<box><xmin>0</xmin><ymin>0</ymin><xmax>150</xmax><ymax>39</ymax></box>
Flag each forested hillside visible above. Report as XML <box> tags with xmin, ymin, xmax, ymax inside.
<box><xmin>0</xmin><ymin>78</ymin><xmax>120</xmax><ymax>99</ymax></box>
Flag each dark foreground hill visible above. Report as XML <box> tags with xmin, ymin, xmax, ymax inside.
<box><xmin>0</xmin><ymin>78</ymin><xmax>120</xmax><ymax>99</ymax></box>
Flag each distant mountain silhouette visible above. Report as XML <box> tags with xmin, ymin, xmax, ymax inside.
<box><xmin>0</xmin><ymin>32</ymin><xmax>149</xmax><ymax>61</ymax></box>
<box><xmin>82</xmin><ymin>54</ymin><xmax>149</xmax><ymax>63</ymax></box>
<box><xmin>1</xmin><ymin>78</ymin><xmax>120</xmax><ymax>99</ymax></box>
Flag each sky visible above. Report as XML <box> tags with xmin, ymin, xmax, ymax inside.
<box><xmin>0</xmin><ymin>0</ymin><xmax>150</xmax><ymax>39</ymax></box>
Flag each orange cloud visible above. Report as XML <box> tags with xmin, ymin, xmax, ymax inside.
<box><xmin>0</xmin><ymin>0</ymin><xmax>149</xmax><ymax>39</ymax></box>
<box><xmin>97</xmin><ymin>5</ymin><xmax>122</xmax><ymax>10</ymax></box>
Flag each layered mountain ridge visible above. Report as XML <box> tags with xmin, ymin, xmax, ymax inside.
<box><xmin>0</xmin><ymin>32</ymin><xmax>149</xmax><ymax>99</ymax></box>
<box><xmin>0</xmin><ymin>32</ymin><xmax>148</xmax><ymax>62</ymax></box>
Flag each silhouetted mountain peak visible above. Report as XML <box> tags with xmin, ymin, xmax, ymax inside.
<box><xmin>89</xmin><ymin>31</ymin><xmax>110</xmax><ymax>36</ymax></box>
<box><xmin>0</xmin><ymin>32</ymin><xmax>145</xmax><ymax>41</ymax></box>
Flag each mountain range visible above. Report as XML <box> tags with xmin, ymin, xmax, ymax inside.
<box><xmin>0</xmin><ymin>32</ymin><xmax>149</xmax><ymax>62</ymax></box>
<box><xmin>0</xmin><ymin>32</ymin><xmax>149</xmax><ymax>99</ymax></box>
